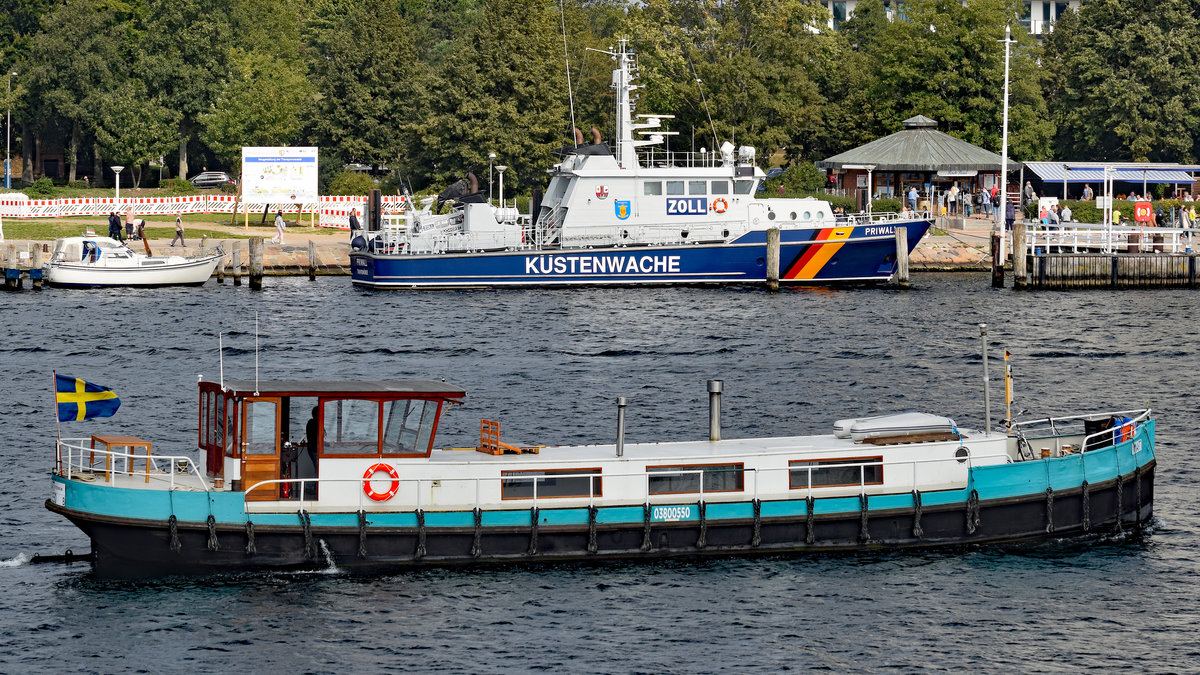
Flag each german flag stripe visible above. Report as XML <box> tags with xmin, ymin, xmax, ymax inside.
<box><xmin>784</xmin><ymin>228</ymin><xmax>854</xmax><ymax>280</ymax></box>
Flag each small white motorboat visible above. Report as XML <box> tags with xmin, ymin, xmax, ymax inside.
<box><xmin>44</xmin><ymin>236</ymin><xmax>223</xmax><ymax>288</ymax></box>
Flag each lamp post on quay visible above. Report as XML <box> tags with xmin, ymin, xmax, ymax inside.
<box><xmin>111</xmin><ymin>165</ymin><xmax>125</xmax><ymax>205</ymax></box>
<box><xmin>5</xmin><ymin>71</ymin><xmax>15</xmax><ymax>190</ymax></box>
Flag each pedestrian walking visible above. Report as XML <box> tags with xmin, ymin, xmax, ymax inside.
<box><xmin>171</xmin><ymin>213</ymin><xmax>186</xmax><ymax>247</ymax></box>
<box><xmin>108</xmin><ymin>212</ymin><xmax>123</xmax><ymax>242</ymax></box>
<box><xmin>271</xmin><ymin>210</ymin><xmax>286</xmax><ymax>244</ymax></box>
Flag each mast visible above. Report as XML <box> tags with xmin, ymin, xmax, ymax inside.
<box><xmin>614</xmin><ymin>39</ymin><xmax>636</xmax><ymax>170</ymax></box>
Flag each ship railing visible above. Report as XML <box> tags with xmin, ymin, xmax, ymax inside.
<box><xmin>637</xmin><ymin>148</ymin><xmax>728</xmax><ymax>169</ymax></box>
<box><xmin>55</xmin><ymin>437</ymin><xmax>210</xmax><ymax>492</ymax></box>
<box><xmin>844</xmin><ymin>211</ymin><xmax>930</xmax><ymax>226</ymax></box>
<box><xmin>1012</xmin><ymin>409</ymin><xmax>1151</xmax><ymax>451</ymax></box>
<box><xmin>242</xmin><ymin>451</ymin><xmax>1010</xmax><ymax>513</ymax></box>
<box><xmin>1022</xmin><ymin>223</ymin><xmax>1196</xmax><ymax>254</ymax></box>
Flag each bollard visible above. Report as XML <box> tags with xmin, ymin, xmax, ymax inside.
<box><xmin>249</xmin><ymin>237</ymin><xmax>264</xmax><ymax>290</ymax></box>
<box><xmin>895</xmin><ymin>226</ymin><xmax>909</xmax><ymax>289</ymax></box>
<box><xmin>615</xmin><ymin>397</ymin><xmax>626</xmax><ymax>457</ymax></box>
<box><xmin>708</xmin><ymin>380</ymin><xmax>722</xmax><ymax>442</ymax></box>
<box><xmin>1013</xmin><ymin>224</ymin><xmax>1027</xmax><ymax>289</ymax></box>
<box><xmin>765</xmin><ymin>227</ymin><xmax>780</xmax><ymax>291</ymax></box>
<box><xmin>232</xmin><ymin>245</ymin><xmax>242</xmax><ymax>286</ymax></box>
<box><xmin>216</xmin><ymin>242</ymin><xmax>225</xmax><ymax>284</ymax></box>
<box><xmin>308</xmin><ymin>240</ymin><xmax>316</xmax><ymax>280</ymax></box>
<box><xmin>4</xmin><ymin>244</ymin><xmax>14</xmax><ymax>291</ymax></box>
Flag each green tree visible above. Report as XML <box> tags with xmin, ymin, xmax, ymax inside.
<box><xmin>93</xmin><ymin>80</ymin><xmax>179</xmax><ymax>187</ymax></box>
<box><xmin>139</xmin><ymin>0</ymin><xmax>233</xmax><ymax>179</ymax></box>
<box><xmin>1043</xmin><ymin>0</ymin><xmax>1200</xmax><ymax>162</ymax></box>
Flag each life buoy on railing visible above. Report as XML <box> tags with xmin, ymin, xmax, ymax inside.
<box><xmin>711</xmin><ymin>198</ymin><xmax>728</xmax><ymax>214</ymax></box>
<box><xmin>1120</xmin><ymin>422</ymin><xmax>1135</xmax><ymax>442</ymax></box>
<box><xmin>363</xmin><ymin>463</ymin><xmax>400</xmax><ymax>501</ymax></box>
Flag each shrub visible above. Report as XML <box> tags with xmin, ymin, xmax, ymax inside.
<box><xmin>25</xmin><ymin>178</ymin><xmax>55</xmax><ymax>198</ymax></box>
<box><xmin>781</xmin><ymin>162</ymin><xmax>827</xmax><ymax>193</ymax></box>
<box><xmin>67</xmin><ymin>179</ymin><xmax>88</xmax><ymax>189</ymax></box>
<box><xmin>219</xmin><ymin>181</ymin><xmax>238</xmax><ymax>194</ymax></box>
<box><xmin>327</xmin><ymin>169</ymin><xmax>377</xmax><ymax>196</ymax></box>
<box><xmin>871</xmin><ymin>197</ymin><xmax>902</xmax><ymax>214</ymax></box>
<box><xmin>160</xmin><ymin>178</ymin><xmax>198</xmax><ymax>196</ymax></box>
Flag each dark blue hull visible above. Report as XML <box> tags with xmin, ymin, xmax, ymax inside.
<box><xmin>350</xmin><ymin>221</ymin><xmax>931</xmax><ymax>289</ymax></box>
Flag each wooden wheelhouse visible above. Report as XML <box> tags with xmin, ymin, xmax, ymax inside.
<box><xmin>197</xmin><ymin>379</ymin><xmax>466</xmax><ymax>499</ymax></box>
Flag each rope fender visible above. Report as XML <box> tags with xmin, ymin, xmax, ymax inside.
<box><xmin>527</xmin><ymin>506</ymin><xmax>539</xmax><ymax>556</ymax></box>
<box><xmin>751</xmin><ymin>499</ymin><xmax>762</xmax><ymax>548</ymax></box>
<box><xmin>206</xmin><ymin>514</ymin><xmax>220</xmax><ymax>552</ymax></box>
<box><xmin>1081</xmin><ymin>481</ymin><xmax>1091</xmax><ymax>532</ymax></box>
<box><xmin>1115</xmin><ymin>474</ymin><xmax>1124</xmax><ymax>534</ymax></box>
<box><xmin>911</xmin><ymin>490</ymin><xmax>923</xmax><ymax>539</ymax></box>
<box><xmin>167</xmin><ymin>514</ymin><xmax>182</xmax><ymax>553</ymax></box>
<box><xmin>470</xmin><ymin>508</ymin><xmax>482</xmax><ymax>558</ymax></box>
<box><xmin>415</xmin><ymin>509</ymin><xmax>427</xmax><ymax>559</ymax></box>
<box><xmin>696</xmin><ymin>501</ymin><xmax>707</xmax><ymax>550</ymax></box>
<box><xmin>298</xmin><ymin>510</ymin><xmax>313</xmax><ymax>559</ymax></box>
<box><xmin>859</xmin><ymin>494</ymin><xmax>871</xmax><ymax>543</ymax></box>
<box><xmin>357</xmin><ymin>510</ymin><xmax>368</xmax><ymax>558</ymax></box>
<box><xmin>244</xmin><ymin>521</ymin><xmax>256</xmax><ymax>555</ymax></box>
<box><xmin>640</xmin><ymin>503</ymin><xmax>652</xmax><ymax>552</ymax></box>
<box><xmin>1045</xmin><ymin>486</ymin><xmax>1055</xmax><ymax>534</ymax></box>
<box><xmin>805</xmin><ymin>496</ymin><xmax>815</xmax><ymax>545</ymax></box>
<box><xmin>1134</xmin><ymin>465</ymin><xmax>1143</xmax><ymax>531</ymax></box>
<box><xmin>587</xmin><ymin>505</ymin><xmax>598</xmax><ymax>554</ymax></box>
<box><xmin>965</xmin><ymin>489</ymin><xmax>980</xmax><ymax>535</ymax></box>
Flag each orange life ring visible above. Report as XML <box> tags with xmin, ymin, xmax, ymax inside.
<box><xmin>711</xmin><ymin>198</ymin><xmax>728</xmax><ymax>214</ymax></box>
<box><xmin>363</xmin><ymin>463</ymin><xmax>400</xmax><ymax>501</ymax></box>
<box><xmin>1120</xmin><ymin>422</ymin><xmax>1135</xmax><ymax>442</ymax></box>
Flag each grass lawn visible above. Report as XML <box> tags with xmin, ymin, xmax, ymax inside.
<box><xmin>2</xmin><ymin>216</ymin><xmax>342</xmax><ymax>241</ymax></box>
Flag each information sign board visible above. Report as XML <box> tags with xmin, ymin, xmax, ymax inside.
<box><xmin>240</xmin><ymin>147</ymin><xmax>318</xmax><ymax>203</ymax></box>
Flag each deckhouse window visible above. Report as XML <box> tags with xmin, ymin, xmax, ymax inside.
<box><xmin>501</xmin><ymin>469</ymin><xmax>602</xmax><ymax>500</ymax></box>
<box><xmin>644</xmin><ymin>181</ymin><xmax>663</xmax><ymax>196</ymax></box>
<box><xmin>666</xmin><ymin>181</ymin><xmax>685</xmax><ymax>195</ymax></box>
<box><xmin>323</xmin><ymin>399</ymin><xmax>381</xmax><ymax>455</ymax></box>
<box><xmin>382</xmin><ymin>399</ymin><xmax>438</xmax><ymax>456</ymax></box>
<box><xmin>647</xmin><ymin>463</ymin><xmax>744</xmax><ymax>495</ymax></box>
<box><xmin>734</xmin><ymin>180</ymin><xmax>754</xmax><ymax>195</ymax></box>
<box><xmin>689</xmin><ymin>181</ymin><xmax>707</xmax><ymax>195</ymax></box>
<box><xmin>711</xmin><ymin>180</ymin><xmax>729</xmax><ymax>195</ymax></box>
<box><xmin>789</xmin><ymin>457</ymin><xmax>884</xmax><ymax>489</ymax></box>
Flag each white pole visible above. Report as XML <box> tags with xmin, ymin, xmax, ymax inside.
<box><xmin>5</xmin><ymin>72</ymin><xmax>13</xmax><ymax>190</ymax></box>
<box><xmin>998</xmin><ymin>25</ymin><xmax>1013</xmax><ymax>260</ymax></box>
<box><xmin>497</xmin><ymin>166</ymin><xmax>507</xmax><ymax>208</ymax></box>
<box><xmin>867</xmin><ymin>168</ymin><xmax>874</xmax><ymax>217</ymax></box>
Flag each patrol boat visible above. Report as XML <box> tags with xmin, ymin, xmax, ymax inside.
<box><xmin>47</xmin><ymin>376</ymin><xmax>1155</xmax><ymax>576</ymax></box>
<box><xmin>350</xmin><ymin>40</ymin><xmax>932</xmax><ymax>288</ymax></box>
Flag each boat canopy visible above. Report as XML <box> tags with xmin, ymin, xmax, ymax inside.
<box><xmin>209</xmin><ymin>379</ymin><xmax>466</xmax><ymax>400</ymax></box>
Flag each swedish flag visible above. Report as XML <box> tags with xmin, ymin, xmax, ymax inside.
<box><xmin>55</xmin><ymin>374</ymin><xmax>121</xmax><ymax>422</ymax></box>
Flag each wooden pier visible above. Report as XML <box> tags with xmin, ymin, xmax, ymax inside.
<box><xmin>1004</xmin><ymin>223</ymin><xmax>1200</xmax><ymax>289</ymax></box>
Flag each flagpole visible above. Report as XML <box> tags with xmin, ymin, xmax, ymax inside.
<box><xmin>53</xmin><ymin>370</ymin><xmax>62</xmax><ymax>475</ymax></box>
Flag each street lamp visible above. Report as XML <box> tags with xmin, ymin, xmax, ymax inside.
<box><xmin>111</xmin><ymin>165</ymin><xmax>125</xmax><ymax>204</ymax></box>
<box><xmin>5</xmin><ymin>71</ymin><xmax>15</xmax><ymax>190</ymax></box>
<box><xmin>488</xmin><ymin>152</ymin><xmax>496</xmax><ymax>203</ymax></box>
<box><xmin>496</xmin><ymin>165</ymin><xmax>507</xmax><ymax>208</ymax></box>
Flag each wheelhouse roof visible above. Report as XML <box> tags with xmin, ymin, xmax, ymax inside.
<box><xmin>202</xmin><ymin>379</ymin><xmax>466</xmax><ymax>399</ymax></box>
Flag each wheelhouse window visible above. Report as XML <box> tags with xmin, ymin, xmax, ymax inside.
<box><xmin>644</xmin><ymin>181</ymin><xmax>663</xmax><ymax>196</ymax></box>
<box><xmin>382</xmin><ymin>399</ymin><xmax>439</xmax><ymax>456</ymax></box>
<box><xmin>789</xmin><ymin>457</ymin><xmax>884</xmax><ymax>489</ymax></box>
<box><xmin>711</xmin><ymin>180</ymin><xmax>729</xmax><ymax>195</ymax></box>
<box><xmin>501</xmin><ymin>469</ymin><xmax>602</xmax><ymax>500</ymax></box>
<box><xmin>323</xmin><ymin>399</ymin><xmax>381</xmax><ymax>455</ymax></box>
<box><xmin>734</xmin><ymin>180</ymin><xmax>754</xmax><ymax>195</ymax></box>
<box><xmin>688</xmin><ymin>180</ymin><xmax>707</xmax><ymax>195</ymax></box>
<box><xmin>647</xmin><ymin>464</ymin><xmax>744</xmax><ymax>495</ymax></box>
<box><xmin>666</xmin><ymin>181</ymin><xmax>685</xmax><ymax>195</ymax></box>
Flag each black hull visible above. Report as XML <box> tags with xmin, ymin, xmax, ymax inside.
<box><xmin>49</xmin><ymin>465</ymin><xmax>1155</xmax><ymax>577</ymax></box>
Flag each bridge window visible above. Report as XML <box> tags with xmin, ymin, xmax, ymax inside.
<box><xmin>323</xmin><ymin>399</ymin><xmax>381</xmax><ymax>455</ymax></box>
<box><xmin>734</xmin><ymin>180</ymin><xmax>754</xmax><ymax>195</ymax></box>
<box><xmin>647</xmin><ymin>463</ymin><xmax>744</xmax><ymax>494</ymax></box>
<box><xmin>382</xmin><ymin>399</ymin><xmax>439</xmax><ymax>456</ymax></box>
<box><xmin>644</xmin><ymin>181</ymin><xmax>662</xmax><ymax>196</ymax></box>
<box><xmin>501</xmin><ymin>469</ymin><xmax>602</xmax><ymax>500</ymax></box>
<box><xmin>789</xmin><ymin>457</ymin><xmax>883</xmax><ymax>489</ymax></box>
<box><xmin>666</xmin><ymin>181</ymin><xmax>685</xmax><ymax>195</ymax></box>
<box><xmin>711</xmin><ymin>181</ymin><xmax>729</xmax><ymax>195</ymax></box>
<box><xmin>689</xmin><ymin>181</ymin><xmax>707</xmax><ymax>195</ymax></box>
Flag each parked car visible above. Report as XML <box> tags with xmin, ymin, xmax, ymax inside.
<box><xmin>188</xmin><ymin>171</ymin><xmax>236</xmax><ymax>189</ymax></box>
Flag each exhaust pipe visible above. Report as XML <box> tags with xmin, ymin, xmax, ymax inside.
<box><xmin>616</xmin><ymin>397</ymin><xmax>627</xmax><ymax>457</ymax></box>
<box><xmin>708</xmin><ymin>380</ymin><xmax>723</xmax><ymax>441</ymax></box>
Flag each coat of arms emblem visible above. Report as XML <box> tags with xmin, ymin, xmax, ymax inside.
<box><xmin>595</xmin><ymin>185</ymin><xmax>609</xmax><ymax>199</ymax></box>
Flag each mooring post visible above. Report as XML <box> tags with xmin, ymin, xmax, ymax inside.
<box><xmin>894</xmin><ymin>226</ymin><xmax>910</xmax><ymax>288</ymax></box>
<box><xmin>232</xmin><ymin>245</ymin><xmax>242</xmax><ymax>286</ymax></box>
<box><xmin>991</xmin><ymin>233</ymin><xmax>1004</xmax><ymax>287</ymax></box>
<box><xmin>1013</xmin><ymin>224</ymin><xmax>1027</xmax><ymax>289</ymax></box>
<box><xmin>615</xmin><ymin>397</ymin><xmax>626</xmax><ymax>458</ymax></box>
<box><xmin>216</xmin><ymin>242</ymin><xmax>225</xmax><ymax>284</ymax></box>
<box><xmin>766</xmin><ymin>227</ymin><xmax>780</xmax><ymax>291</ymax></box>
<box><xmin>4</xmin><ymin>244</ymin><xmax>15</xmax><ymax>291</ymax></box>
<box><xmin>249</xmin><ymin>237</ymin><xmax>264</xmax><ymax>290</ymax></box>
<box><xmin>308</xmin><ymin>240</ymin><xmax>316</xmax><ymax>281</ymax></box>
<box><xmin>30</xmin><ymin>243</ymin><xmax>43</xmax><ymax>290</ymax></box>
<box><xmin>708</xmin><ymin>380</ymin><xmax>723</xmax><ymax>442</ymax></box>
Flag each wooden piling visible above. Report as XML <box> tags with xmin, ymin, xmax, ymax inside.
<box><xmin>30</xmin><ymin>244</ymin><xmax>43</xmax><ymax>290</ymax></box>
<box><xmin>766</xmin><ymin>227</ymin><xmax>780</xmax><ymax>292</ymax></box>
<box><xmin>1013</xmin><ymin>225</ymin><xmax>1027</xmax><ymax>289</ymax></box>
<box><xmin>249</xmin><ymin>237</ymin><xmax>264</xmax><ymax>290</ymax></box>
<box><xmin>894</xmin><ymin>226</ymin><xmax>909</xmax><ymax>288</ymax></box>
<box><xmin>3</xmin><ymin>244</ymin><xmax>15</xmax><ymax>291</ymax></box>
<box><xmin>308</xmin><ymin>240</ymin><xmax>316</xmax><ymax>280</ymax></box>
<box><xmin>991</xmin><ymin>233</ymin><xmax>1004</xmax><ymax>288</ymax></box>
<box><xmin>216</xmin><ymin>242</ymin><xmax>225</xmax><ymax>284</ymax></box>
<box><xmin>232</xmin><ymin>245</ymin><xmax>242</xmax><ymax>286</ymax></box>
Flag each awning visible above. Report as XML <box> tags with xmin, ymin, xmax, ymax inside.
<box><xmin>1025</xmin><ymin>161</ymin><xmax>1196</xmax><ymax>184</ymax></box>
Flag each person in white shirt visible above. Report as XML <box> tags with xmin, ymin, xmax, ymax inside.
<box><xmin>1060</xmin><ymin>205</ymin><xmax>1072</xmax><ymax>222</ymax></box>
